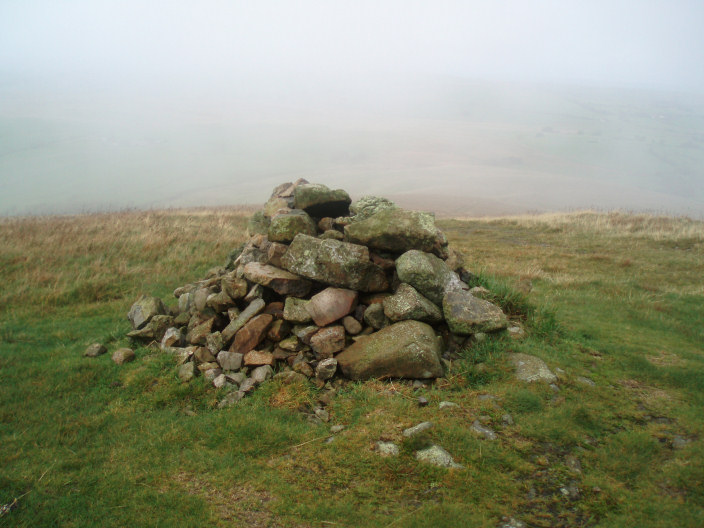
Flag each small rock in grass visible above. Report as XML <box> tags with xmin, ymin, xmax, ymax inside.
<box><xmin>212</xmin><ymin>373</ymin><xmax>230</xmax><ymax>388</ymax></box>
<box><xmin>498</xmin><ymin>517</ymin><xmax>526</xmax><ymax>528</ymax></box>
<box><xmin>417</xmin><ymin>396</ymin><xmax>429</xmax><ymax>407</ymax></box>
<box><xmin>403</xmin><ymin>421</ymin><xmax>433</xmax><ymax>438</ymax></box>
<box><xmin>203</xmin><ymin>368</ymin><xmax>222</xmax><ymax>381</ymax></box>
<box><xmin>501</xmin><ymin>414</ymin><xmax>514</xmax><ymax>426</ymax></box>
<box><xmin>226</xmin><ymin>372</ymin><xmax>247</xmax><ymax>386</ymax></box>
<box><xmin>576</xmin><ymin>376</ymin><xmax>596</xmax><ymax>386</ymax></box>
<box><xmin>218</xmin><ymin>390</ymin><xmax>245</xmax><ymax>408</ymax></box>
<box><xmin>178</xmin><ymin>362</ymin><xmax>197</xmax><ymax>382</ymax></box>
<box><xmin>672</xmin><ymin>435</ymin><xmax>691</xmax><ymax>449</ymax></box>
<box><xmin>471</xmin><ymin>420</ymin><xmax>497</xmax><ymax>440</ymax></box>
<box><xmin>439</xmin><ymin>401</ymin><xmax>459</xmax><ymax>410</ymax></box>
<box><xmin>315</xmin><ymin>358</ymin><xmax>338</xmax><ymax>381</ymax></box>
<box><xmin>239</xmin><ymin>377</ymin><xmax>257</xmax><ymax>393</ymax></box>
<box><xmin>251</xmin><ymin>365</ymin><xmax>274</xmax><ymax>384</ymax></box>
<box><xmin>330</xmin><ymin>425</ymin><xmax>345</xmax><ymax>434</ymax></box>
<box><xmin>374</xmin><ymin>441</ymin><xmax>399</xmax><ymax>457</ymax></box>
<box><xmin>315</xmin><ymin>408</ymin><xmax>330</xmax><ymax>422</ymax></box>
<box><xmin>112</xmin><ymin>348</ymin><xmax>135</xmax><ymax>365</ymax></box>
<box><xmin>415</xmin><ymin>445</ymin><xmax>463</xmax><ymax>468</ymax></box>
<box><xmin>84</xmin><ymin>343</ymin><xmax>107</xmax><ymax>357</ymax></box>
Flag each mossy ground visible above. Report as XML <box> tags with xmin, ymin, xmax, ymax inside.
<box><xmin>1</xmin><ymin>210</ymin><xmax>702</xmax><ymax>527</ymax></box>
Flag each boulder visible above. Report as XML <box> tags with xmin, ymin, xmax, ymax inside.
<box><xmin>382</xmin><ymin>283</ymin><xmax>443</xmax><ymax>324</ymax></box>
<box><xmin>349</xmin><ymin>196</ymin><xmax>397</xmax><ymax>221</ymax></box>
<box><xmin>230</xmin><ymin>314</ymin><xmax>273</xmax><ymax>355</ymax></box>
<box><xmin>305</xmin><ymin>287</ymin><xmax>358</xmax><ymax>326</ymax></box>
<box><xmin>344</xmin><ymin>208</ymin><xmax>441</xmax><ymax>254</ymax></box>
<box><xmin>243</xmin><ymin>262</ymin><xmax>312</xmax><ymax>297</ymax></box>
<box><xmin>282</xmin><ymin>234</ymin><xmax>388</xmax><ymax>292</ymax></box>
<box><xmin>127</xmin><ymin>295</ymin><xmax>166</xmax><ymax>330</ymax></box>
<box><xmin>509</xmin><ymin>353</ymin><xmax>556</xmax><ymax>383</ymax></box>
<box><xmin>293</xmin><ymin>183</ymin><xmax>351</xmax><ymax>217</ymax></box>
<box><xmin>395</xmin><ymin>250</ymin><xmax>464</xmax><ymax>305</ymax></box>
<box><xmin>336</xmin><ymin>320</ymin><xmax>444</xmax><ymax>380</ymax></box>
<box><xmin>442</xmin><ymin>290</ymin><xmax>508</xmax><ymax>335</ymax></box>
<box><xmin>268</xmin><ymin>209</ymin><xmax>317</xmax><ymax>243</ymax></box>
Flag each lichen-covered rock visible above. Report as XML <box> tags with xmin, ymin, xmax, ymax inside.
<box><xmin>442</xmin><ymin>290</ymin><xmax>508</xmax><ymax>335</ymax></box>
<box><xmin>243</xmin><ymin>262</ymin><xmax>312</xmax><ymax>297</ymax></box>
<box><xmin>362</xmin><ymin>302</ymin><xmax>389</xmax><ymax>330</ymax></box>
<box><xmin>283</xmin><ymin>297</ymin><xmax>313</xmax><ymax>323</ymax></box>
<box><xmin>315</xmin><ymin>358</ymin><xmax>338</xmax><ymax>380</ymax></box>
<box><xmin>415</xmin><ymin>445</ymin><xmax>463</xmax><ymax>469</ymax></box>
<box><xmin>306</xmin><ymin>287</ymin><xmax>358</xmax><ymax>326</ymax></box>
<box><xmin>246</xmin><ymin>210</ymin><xmax>270</xmax><ymax>237</ymax></box>
<box><xmin>221</xmin><ymin>298</ymin><xmax>266</xmax><ymax>343</ymax></box>
<box><xmin>344</xmin><ymin>208</ymin><xmax>441</xmax><ymax>254</ymax></box>
<box><xmin>84</xmin><ymin>343</ymin><xmax>107</xmax><ymax>357</ymax></box>
<box><xmin>382</xmin><ymin>283</ymin><xmax>442</xmax><ymax>324</ymax></box>
<box><xmin>293</xmin><ymin>183</ymin><xmax>351</xmax><ymax>217</ymax></box>
<box><xmin>178</xmin><ymin>362</ymin><xmax>197</xmax><ymax>382</ymax></box>
<box><xmin>281</xmin><ymin>234</ymin><xmax>388</xmax><ymax>292</ymax></box>
<box><xmin>127</xmin><ymin>314</ymin><xmax>174</xmax><ymax>342</ymax></box>
<box><xmin>217</xmin><ymin>350</ymin><xmax>243</xmax><ymax>371</ymax></box>
<box><xmin>310</xmin><ymin>326</ymin><xmax>346</xmax><ymax>359</ymax></box>
<box><xmin>268</xmin><ymin>209</ymin><xmax>317</xmax><ymax>243</ymax></box>
<box><xmin>395</xmin><ymin>250</ymin><xmax>464</xmax><ymax>305</ymax></box>
<box><xmin>336</xmin><ymin>320</ymin><xmax>443</xmax><ymax>380</ymax></box>
<box><xmin>509</xmin><ymin>353</ymin><xmax>556</xmax><ymax>383</ymax></box>
<box><xmin>112</xmin><ymin>347</ymin><xmax>135</xmax><ymax>365</ymax></box>
<box><xmin>349</xmin><ymin>196</ymin><xmax>397</xmax><ymax>221</ymax></box>
<box><xmin>127</xmin><ymin>295</ymin><xmax>166</xmax><ymax>330</ymax></box>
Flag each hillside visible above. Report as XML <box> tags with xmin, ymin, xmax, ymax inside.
<box><xmin>0</xmin><ymin>209</ymin><xmax>702</xmax><ymax>527</ymax></box>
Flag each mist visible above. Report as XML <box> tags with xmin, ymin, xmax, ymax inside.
<box><xmin>1</xmin><ymin>1</ymin><xmax>703</xmax><ymax>217</ymax></box>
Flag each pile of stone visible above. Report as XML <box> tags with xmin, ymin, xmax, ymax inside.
<box><xmin>124</xmin><ymin>180</ymin><xmax>509</xmax><ymax>406</ymax></box>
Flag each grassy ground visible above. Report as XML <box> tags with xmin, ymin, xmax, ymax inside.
<box><xmin>1</xmin><ymin>209</ymin><xmax>702</xmax><ymax>527</ymax></box>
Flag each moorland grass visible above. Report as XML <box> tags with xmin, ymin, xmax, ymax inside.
<box><xmin>0</xmin><ymin>209</ymin><xmax>702</xmax><ymax>527</ymax></box>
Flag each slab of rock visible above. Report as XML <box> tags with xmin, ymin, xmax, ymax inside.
<box><xmin>509</xmin><ymin>353</ymin><xmax>557</xmax><ymax>383</ymax></box>
<box><xmin>221</xmin><ymin>298</ymin><xmax>266</xmax><ymax>343</ymax></box>
<box><xmin>230</xmin><ymin>314</ymin><xmax>273</xmax><ymax>355</ymax></box>
<box><xmin>127</xmin><ymin>314</ymin><xmax>174</xmax><ymax>342</ymax></box>
<box><xmin>186</xmin><ymin>317</ymin><xmax>215</xmax><ymax>345</ymax></box>
<box><xmin>84</xmin><ymin>343</ymin><xmax>107</xmax><ymax>357</ymax></box>
<box><xmin>344</xmin><ymin>208</ymin><xmax>440</xmax><ymax>254</ymax></box>
<box><xmin>316</xmin><ymin>358</ymin><xmax>338</xmax><ymax>380</ymax></box>
<box><xmin>443</xmin><ymin>290</ymin><xmax>508</xmax><ymax>335</ymax></box>
<box><xmin>221</xmin><ymin>274</ymin><xmax>248</xmax><ymax>300</ymax></box>
<box><xmin>403</xmin><ymin>421</ymin><xmax>433</xmax><ymax>438</ymax></box>
<box><xmin>396</xmin><ymin>250</ymin><xmax>464</xmax><ymax>305</ymax></box>
<box><xmin>293</xmin><ymin>183</ymin><xmax>351</xmax><ymax>217</ymax></box>
<box><xmin>349</xmin><ymin>196</ymin><xmax>397</xmax><ymax>221</ymax></box>
<box><xmin>127</xmin><ymin>295</ymin><xmax>166</xmax><ymax>330</ymax></box>
<box><xmin>244</xmin><ymin>350</ymin><xmax>275</xmax><ymax>366</ymax></box>
<box><xmin>283</xmin><ymin>297</ymin><xmax>313</xmax><ymax>323</ymax></box>
<box><xmin>282</xmin><ymin>234</ymin><xmax>388</xmax><ymax>292</ymax></box>
<box><xmin>217</xmin><ymin>350</ymin><xmax>243</xmax><ymax>371</ymax></box>
<box><xmin>112</xmin><ymin>348</ymin><xmax>135</xmax><ymax>365</ymax></box>
<box><xmin>194</xmin><ymin>347</ymin><xmax>217</xmax><ymax>364</ymax></box>
<box><xmin>266</xmin><ymin>319</ymin><xmax>290</xmax><ymax>341</ymax></box>
<box><xmin>415</xmin><ymin>445</ymin><xmax>463</xmax><ymax>469</ymax></box>
<box><xmin>306</xmin><ymin>287</ymin><xmax>358</xmax><ymax>326</ymax></box>
<box><xmin>266</xmin><ymin>242</ymin><xmax>288</xmax><ymax>268</ymax></box>
<box><xmin>336</xmin><ymin>320</ymin><xmax>444</xmax><ymax>380</ymax></box>
<box><xmin>383</xmin><ymin>283</ymin><xmax>442</xmax><ymax>324</ymax></box>
<box><xmin>268</xmin><ymin>209</ymin><xmax>317</xmax><ymax>243</ymax></box>
<box><xmin>243</xmin><ymin>262</ymin><xmax>312</xmax><ymax>297</ymax></box>
<box><xmin>310</xmin><ymin>326</ymin><xmax>346</xmax><ymax>359</ymax></box>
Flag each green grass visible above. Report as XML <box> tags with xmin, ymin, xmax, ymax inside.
<box><xmin>1</xmin><ymin>210</ymin><xmax>703</xmax><ymax>527</ymax></box>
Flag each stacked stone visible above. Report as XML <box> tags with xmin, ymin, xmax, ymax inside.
<box><xmin>125</xmin><ymin>180</ymin><xmax>509</xmax><ymax>405</ymax></box>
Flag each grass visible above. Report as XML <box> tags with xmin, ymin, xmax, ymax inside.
<box><xmin>1</xmin><ymin>209</ymin><xmax>703</xmax><ymax>527</ymax></box>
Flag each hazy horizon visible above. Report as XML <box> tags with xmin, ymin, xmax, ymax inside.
<box><xmin>2</xmin><ymin>2</ymin><xmax>703</xmax><ymax>218</ymax></box>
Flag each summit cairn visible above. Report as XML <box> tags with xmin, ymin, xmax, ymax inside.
<box><xmin>125</xmin><ymin>180</ymin><xmax>509</xmax><ymax>405</ymax></box>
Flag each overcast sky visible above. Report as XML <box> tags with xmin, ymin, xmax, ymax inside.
<box><xmin>1</xmin><ymin>0</ymin><xmax>704</xmax><ymax>91</ymax></box>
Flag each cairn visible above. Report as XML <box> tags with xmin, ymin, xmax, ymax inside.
<box><xmin>125</xmin><ymin>180</ymin><xmax>509</xmax><ymax>407</ymax></box>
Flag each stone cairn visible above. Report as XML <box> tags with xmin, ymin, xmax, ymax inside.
<box><xmin>124</xmin><ymin>180</ymin><xmax>509</xmax><ymax>408</ymax></box>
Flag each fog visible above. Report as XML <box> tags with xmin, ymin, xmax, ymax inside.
<box><xmin>1</xmin><ymin>1</ymin><xmax>703</xmax><ymax>217</ymax></box>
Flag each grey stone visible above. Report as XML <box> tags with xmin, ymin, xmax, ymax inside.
<box><xmin>217</xmin><ymin>350</ymin><xmax>243</xmax><ymax>371</ymax></box>
<box><xmin>471</xmin><ymin>420</ymin><xmax>497</xmax><ymax>440</ymax></box>
<box><xmin>161</xmin><ymin>327</ymin><xmax>184</xmax><ymax>349</ymax></box>
<box><xmin>84</xmin><ymin>343</ymin><xmax>107</xmax><ymax>357</ymax></box>
<box><xmin>417</xmin><ymin>396</ymin><xmax>429</xmax><ymax>407</ymax></box>
<box><xmin>330</xmin><ymin>424</ymin><xmax>345</xmax><ymax>434</ymax></box>
<box><xmin>127</xmin><ymin>314</ymin><xmax>174</xmax><ymax>342</ymax></box>
<box><xmin>349</xmin><ymin>196</ymin><xmax>397</xmax><ymax>220</ymax></box>
<box><xmin>251</xmin><ymin>365</ymin><xmax>274</xmax><ymax>383</ymax></box>
<box><xmin>218</xmin><ymin>390</ymin><xmax>245</xmax><ymax>408</ymax></box>
<box><xmin>344</xmin><ymin>208</ymin><xmax>441</xmax><ymax>254</ymax></box>
<box><xmin>396</xmin><ymin>250</ymin><xmax>464</xmax><ymax>305</ymax></box>
<box><xmin>415</xmin><ymin>445</ymin><xmax>463</xmax><ymax>468</ymax></box>
<box><xmin>439</xmin><ymin>401</ymin><xmax>459</xmax><ymax>410</ymax></box>
<box><xmin>293</xmin><ymin>183</ymin><xmax>351</xmax><ymax>217</ymax></box>
<box><xmin>362</xmin><ymin>302</ymin><xmax>389</xmax><ymax>330</ymax></box>
<box><xmin>374</xmin><ymin>441</ymin><xmax>400</xmax><ymax>457</ymax></box>
<box><xmin>316</xmin><ymin>358</ymin><xmax>338</xmax><ymax>381</ymax></box>
<box><xmin>501</xmin><ymin>414</ymin><xmax>515</xmax><ymax>426</ymax></box>
<box><xmin>244</xmin><ymin>284</ymin><xmax>264</xmax><ymax>302</ymax></box>
<box><xmin>226</xmin><ymin>372</ymin><xmax>247</xmax><ymax>386</ymax></box>
<box><xmin>576</xmin><ymin>376</ymin><xmax>596</xmax><ymax>387</ymax></box>
<box><xmin>342</xmin><ymin>315</ymin><xmax>363</xmax><ymax>335</ymax></box>
<box><xmin>178</xmin><ymin>362</ymin><xmax>197</xmax><ymax>382</ymax></box>
<box><xmin>403</xmin><ymin>421</ymin><xmax>433</xmax><ymax>438</ymax></box>
<box><xmin>221</xmin><ymin>298</ymin><xmax>266</xmax><ymax>343</ymax></box>
<box><xmin>243</xmin><ymin>262</ymin><xmax>312</xmax><ymax>297</ymax></box>
<box><xmin>382</xmin><ymin>283</ymin><xmax>443</xmax><ymax>324</ymax></box>
<box><xmin>498</xmin><ymin>518</ymin><xmax>526</xmax><ymax>528</ymax></box>
<box><xmin>310</xmin><ymin>326</ymin><xmax>346</xmax><ymax>359</ymax></box>
<box><xmin>203</xmin><ymin>368</ymin><xmax>222</xmax><ymax>381</ymax></box>
<box><xmin>127</xmin><ymin>295</ymin><xmax>166</xmax><ymax>330</ymax></box>
<box><xmin>314</xmin><ymin>408</ymin><xmax>330</xmax><ymax>422</ymax></box>
<box><xmin>268</xmin><ymin>209</ymin><xmax>317</xmax><ymax>243</ymax></box>
<box><xmin>443</xmin><ymin>290</ymin><xmax>508</xmax><ymax>335</ymax></box>
<box><xmin>239</xmin><ymin>377</ymin><xmax>257</xmax><ymax>393</ymax></box>
<box><xmin>212</xmin><ymin>373</ymin><xmax>230</xmax><ymax>388</ymax></box>
<box><xmin>306</xmin><ymin>287</ymin><xmax>358</xmax><ymax>326</ymax></box>
<box><xmin>509</xmin><ymin>353</ymin><xmax>557</xmax><ymax>383</ymax></box>
<box><xmin>112</xmin><ymin>348</ymin><xmax>135</xmax><ymax>365</ymax></box>
<box><xmin>283</xmin><ymin>297</ymin><xmax>313</xmax><ymax>323</ymax></box>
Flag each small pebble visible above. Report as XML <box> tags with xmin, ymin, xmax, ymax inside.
<box><xmin>417</xmin><ymin>396</ymin><xmax>429</xmax><ymax>407</ymax></box>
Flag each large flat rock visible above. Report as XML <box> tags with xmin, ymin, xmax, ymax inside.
<box><xmin>293</xmin><ymin>183</ymin><xmax>351</xmax><ymax>217</ymax></box>
<box><xmin>344</xmin><ymin>208</ymin><xmax>441</xmax><ymax>254</ymax></box>
<box><xmin>336</xmin><ymin>320</ymin><xmax>444</xmax><ymax>380</ymax></box>
<box><xmin>243</xmin><ymin>262</ymin><xmax>312</xmax><ymax>297</ymax></box>
<box><xmin>281</xmin><ymin>234</ymin><xmax>388</xmax><ymax>292</ymax></box>
<box><xmin>267</xmin><ymin>209</ymin><xmax>317</xmax><ymax>243</ymax></box>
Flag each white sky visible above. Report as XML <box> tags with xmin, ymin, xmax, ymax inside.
<box><xmin>1</xmin><ymin>0</ymin><xmax>703</xmax><ymax>91</ymax></box>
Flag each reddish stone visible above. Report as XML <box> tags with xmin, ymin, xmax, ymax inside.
<box><xmin>187</xmin><ymin>317</ymin><xmax>215</xmax><ymax>345</ymax></box>
<box><xmin>263</xmin><ymin>302</ymin><xmax>285</xmax><ymax>319</ymax></box>
<box><xmin>310</xmin><ymin>326</ymin><xmax>346</xmax><ymax>359</ymax></box>
<box><xmin>370</xmin><ymin>253</ymin><xmax>396</xmax><ymax>271</ymax></box>
<box><xmin>305</xmin><ymin>287</ymin><xmax>358</xmax><ymax>327</ymax></box>
<box><xmin>243</xmin><ymin>350</ymin><xmax>275</xmax><ymax>366</ymax></box>
<box><xmin>229</xmin><ymin>314</ymin><xmax>274</xmax><ymax>355</ymax></box>
<box><xmin>267</xmin><ymin>243</ymin><xmax>288</xmax><ymax>268</ymax></box>
<box><xmin>243</xmin><ymin>262</ymin><xmax>312</xmax><ymax>297</ymax></box>
<box><xmin>266</xmin><ymin>319</ymin><xmax>290</xmax><ymax>342</ymax></box>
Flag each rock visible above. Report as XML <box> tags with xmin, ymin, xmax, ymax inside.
<box><xmin>403</xmin><ymin>421</ymin><xmax>433</xmax><ymax>437</ymax></box>
<box><xmin>194</xmin><ymin>347</ymin><xmax>217</xmax><ymax>364</ymax></box>
<box><xmin>442</xmin><ymin>290</ymin><xmax>508</xmax><ymax>335</ymax></box>
<box><xmin>283</xmin><ymin>297</ymin><xmax>313</xmax><ymax>323</ymax></box>
<box><xmin>266</xmin><ymin>242</ymin><xmax>288</xmax><ymax>268</ymax></box>
<box><xmin>501</xmin><ymin>414</ymin><xmax>515</xmax><ymax>426</ymax></box>
<box><xmin>127</xmin><ymin>295</ymin><xmax>166</xmax><ymax>330</ymax></box>
<box><xmin>193</xmin><ymin>287</ymin><xmax>211</xmax><ymax>312</ymax></box>
<box><xmin>239</xmin><ymin>377</ymin><xmax>257</xmax><ymax>393</ymax></box>
<box><xmin>161</xmin><ymin>327</ymin><xmax>184</xmax><ymax>349</ymax></box>
<box><xmin>415</xmin><ymin>445</ymin><xmax>463</xmax><ymax>469</ymax></box>
<box><xmin>198</xmin><ymin>362</ymin><xmax>220</xmax><ymax>374</ymax></box>
<box><xmin>227</xmin><ymin>372</ymin><xmax>247</xmax><ymax>386</ymax></box>
<box><xmin>221</xmin><ymin>298</ymin><xmax>266</xmax><ymax>343</ymax></box>
<box><xmin>243</xmin><ymin>350</ymin><xmax>275</xmax><ymax>366</ymax></box>
<box><xmin>177</xmin><ymin>292</ymin><xmax>193</xmax><ymax>313</ymax></box>
<box><xmin>315</xmin><ymin>408</ymin><xmax>330</xmax><ymax>422</ymax></box>
<box><xmin>310</xmin><ymin>326</ymin><xmax>346</xmax><ymax>359</ymax></box>
<box><xmin>268</xmin><ymin>209</ymin><xmax>317</xmax><ymax>243</ymax></box>
<box><xmin>218</xmin><ymin>390</ymin><xmax>245</xmax><ymax>408</ymax></box>
<box><xmin>293</xmin><ymin>183</ymin><xmax>351</xmax><ymax>217</ymax></box>
<box><xmin>336</xmin><ymin>320</ymin><xmax>444</xmax><ymax>380</ymax></box>
<box><xmin>206</xmin><ymin>290</ymin><xmax>237</xmax><ymax>312</ymax></box>
<box><xmin>306</xmin><ymin>287</ymin><xmax>358</xmax><ymax>326</ymax></box>
<box><xmin>282</xmin><ymin>234</ymin><xmax>388</xmax><ymax>292</ymax></box>
<box><xmin>84</xmin><ymin>343</ymin><xmax>107</xmax><ymax>357</ymax></box>
<box><xmin>206</xmin><ymin>331</ymin><xmax>224</xmax><ymax>356</ymax></box>
<box><xmin>212</xmin><ymin>373</ymin><xmax>230</xmax><ymax>388</ymax></box>
<box><xmin>439</xmin><ymin>401</ymin><xmax>459</xmax><ymax>410</ymax></box>
<box><xmin>127</xmin><ymin>314</ymin><xmax>174</xmax><ymax>342</ymax></box>
<box><xmin>349</xmin><ymin>196</ymin><xmax>396</xmax><ymax>221</ymax></box>
<box><xmin>266</xmin><ymin>319</ymin><xmax>290</xmax><ymax>341</ymax></box>
<box><xmin>576</xmin><ymin>376</ymin><xmax>596</xmax><ymax>387</ymax></box>
<box><xmin>471</xmin><ymin>420</ymin><xmax>497</xmax><ymax>440</ymax></box>
<box><xmin>344</xmin><ymin>208</ymin><xmax>441</xmax><ymax>254</ymax></box>
<box><xmin>342</xmin><ymin>315</ymin><xmax>363</xmax><ymax>335</ymax></box>
<box><xmin>292</xmin><ymin>324</ymin><xmax>320</xmax><ymax>345</ymax></box>
<box><xmin>247</xmin><ymin>209</ymin><xmax>270</xmax><ymax>237</ymax></box>
<box><xmin>316</xmin><ymin>358</ymin><xmax>338</xmax><ymax>380</ymax></box>
<box><xmin>498</xmin><ymin>518</ymin><xmax>527</xmax><ymax>528</ymax></box>
<box><xmin>330</xmin><ymin>424</ymin><xmax>345</xmax><ymax>434</ymax></box>
<box><xmin>243</xmin><ymin>262</ymin><xmax>312</xmax><ymax>297</ymax></box>
<box><xmin>217</xmin><ymin>350</ymin><xmax>243</xmax><ymax>371</ymax></box>
<box><xmin>112</xmin><ymin>348</ymin><xmax>135</xmax><ymax>365</ymax></box>
<box><xmin>178</xmin><ymin>362</ymin><xmax>197</xmax><ymax>382</ymax></box>
<box><xmin>396</xmin><ymin>250</ymin><xmax>464</xmax><ymax>305</ymax></box>
<box><xmin>292</xmin><ymin>356</ymin><xmax>315</xmax><ymax>377</ymax></box>
<box><xmin>374</xmin><ymin>441</ymin><xmax>400</xmax><ymax>457</ymax></box>
<box><xmin>251</xmin><ymin>365</ymin><xmax>274</xmax><ymax>383</ymax></box>
<box><xmin>417</xmin><ymin>396</ymin><xmax>429</xmax><ymax>407</ymax></box>
<box><xmin>186</xmin><ymin>317</ymin><xmax>215</xmax><ymax>345</ymax></box>
<box><xmin>509</xmin><ymin>353</ymin><xmax>557</xmax><ymax>383</ymax></box>
<box><xmin>230</xmin><ymin>314</ymin><xmax>274</xmax><ymax>355</ymax></box>
<box><xmin>273</xmin><ymin>371</ymin><xmax>308</xmax><ymax>384</ymax></box>
<box><xmin>672</xmin><ymin>435</ymin><xmax>691</xmax><ymax>449</ymax></box>
<box><xmin>362</xmin><ymin>303</ymin><xmax>389</xmax><ymax>330</ymax></box>
<box><xmin>382</xmin><ymin>283</ymin><xmax>443</xmax><ymax>324</ymax></box>
<box><xmin>221</xmin><ymin>274</ymin><xmax>248</xmax><ymax>300</ymax></box>
<box><xmin>507</xmin><ymin>324</ymin><xmax>526</xmax><ymax>339</ymax></box>
<box><xmin>244</xmin><ymin>284</ymin><xmax>264</xmax><ymax>302</ymax></box>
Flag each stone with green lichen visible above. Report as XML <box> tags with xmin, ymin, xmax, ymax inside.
<box><xmin>395</xmin><ymin>250</ymin><xmax>464</xmax><ymax>305</ymax></box>
<box><xmin>442</xmin><ymin>290</ymin><xmax>508</xmax><ymax>335</ymax></box>
<box><xmin>344</xmin><ymin>208</ymin><xmax>440</xmax><ymax>254</ymax></box>
<box><xmin>336</xmin><ymin>320</ymin><xmax>444</xmax><ymax>380</ymax></box>
<box><xmin>283</xmin><ymin>297</ymin><xmax>313</xmax><ymax>323</ymax></box>
<box><xmin>293</xmin><ymin>183</ymin><xmax>351</xmax><ymax>217</ymax></box>
<box><xmin>127</xmin><ymin>295</ymin><xmax>166</xmax><ymax>330</ymax></box>
<box><xmin>382</xmin><ymin>283</ymin><xmax>443</xmax><ymax>324</ymax></box>
<box><xmin>246</xmin><ymin>210</ymin><xmax>270</xmax><ymax>237</ymax></box>
<box><xmin>349</xmin><ymin>196</ymin><xmax>397</xmax><ymax>221</ymax></box>
<box><xmin>268</xmin><ymin>209</ymin><xmax>317</xmax><ymax>243</ymax></box>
